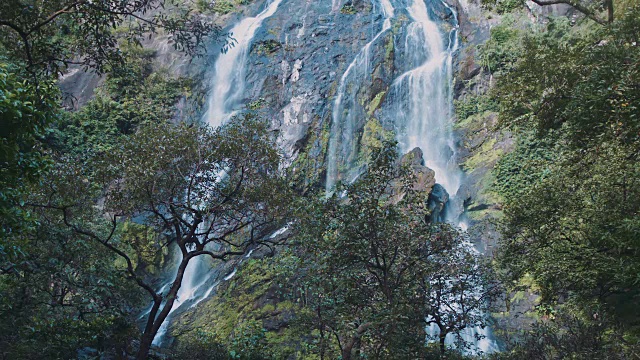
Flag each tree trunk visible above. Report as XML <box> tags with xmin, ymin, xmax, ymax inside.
<box><xmin>137</xmin><ymin>333</ymin><xmax>154</xmax><ymax>360</ymax></box>
<box><xmin>439</xmin><ymin>334</ymin><xmax>446</xmax><ymax>354</ymax></box>
<box><xmin>135</xmin><ymin>254</ymin><xmax>191</xmax><ymax>360</ymax></box>
<box><xmin>341</xmin><ymin>323</ymin><xmax>370</xmax><ymax>360</ymax></box>
<box><xmin>341</xmin><ymin>347</ymin><xmax>352</xmax><ymax>360</ymax></box>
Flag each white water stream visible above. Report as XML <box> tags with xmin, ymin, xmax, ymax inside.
<box><xmin>203</xmin><ymin>0</ymin><xmax>284</xmax><ymax>127</ymax></box>
<box><xmin>392</xmin><ymin>0</ymin><xmax>498</xmax><ymax>353</ymax></box>
<box><xmin>391</xmin><ymin>0</ymin><xmax>461</xmax><ymax>197</ymax></box>
<box><xmin>326</xmin><ymin>0</ymin><xmax>395</xmax><ymax>194</ymax></box>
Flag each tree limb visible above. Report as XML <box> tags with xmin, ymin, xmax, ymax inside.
<box><xmin>530</xmin><ymin>0</ymin><xmax>608</xmax><ymax>25</ymax></box>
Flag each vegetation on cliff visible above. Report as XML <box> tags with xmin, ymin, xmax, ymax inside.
<box><xmin>452</xmin><ymin>3</ymin><xmax>640</xmax><ymax>358</ymax></box>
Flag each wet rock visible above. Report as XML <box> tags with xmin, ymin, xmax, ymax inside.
<box><xmin>291</xmin><ymin>59</ymin><xmax>303</xmax><ymax>82</ymax></box>
<box><xmin>401</xmin><ymin>147</ymin><xmax>436</xmax><ymax>194</ymax></box>
<box><xmin>428</xmin><ymin>183</ymin><xmax>450</xmax><ymax>223</ymax></box>
<box><xmin>280</xmin><ymin>60</ymin><xmax>291</xmax><ymax>85</ymax></box>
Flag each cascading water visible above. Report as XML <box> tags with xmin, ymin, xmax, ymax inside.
<box><xmin>152</xmin><ymin>235</ymin><xmax>219</xmax><ymax>346</ymax></box>
<box><xmin>204</xmin><ymin>0</ymin><xmax>284</xmax><ymax>127</ymax></box>
<box><xmin>391</xmin><ymin>0</ymin><xmax>460</xmax><ymax>198</ymax></box>
<box><xmin>326</xmin><ymin>0</ymin><xmax>395</xmax><ymax>194</ymax></box>
<box><xmin>390</xmin><ymin>0</ymin><xmax>498</xmax><ymax>353</ymax></box>
<box><xmin>150</xmin><ymin>0</ymin><xmax>284</xmax><ymax>346</ymax></box>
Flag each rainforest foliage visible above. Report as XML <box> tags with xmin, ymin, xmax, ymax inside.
<box><xmin>465</xmin><ymin>4</ymin><xmax>640</xmax><ymax>359</ymax></box>
<box><xmin>1</xmin><ymin>0</ymin><xmax>640</xmax><ymax>359</ymax></box>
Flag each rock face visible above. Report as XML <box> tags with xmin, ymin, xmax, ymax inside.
<box><xmin>194</xmin><ymin>0</ymin><xmax>460</xmax><ymax>188</ymax></box>
<box><xmin>401</xmin><ymin>147</ymin><xmax>436</xmax><ymax>194</ymax></box>
<box><xmin>428</xmin><ymin>183</ymin><xmax>450</xmax><ymax>223</ymax></box>
<box><xmin>59</xmin><ymin>0</ymin><xmax>461</xmax><ymax>190</ymax></box>
<box><xmin>397</xmin><ymin>147</ymin><xmax>451</xmax><ymax>223</ymax></box>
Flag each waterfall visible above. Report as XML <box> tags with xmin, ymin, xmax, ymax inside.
<box><xmin>152</xmin><ymin>239</ymin><xmax>217</xmax><ymax>346</ymax></box>
<box><xmin>325</xmin><ymin>0</ymin><xmax>498</xmax><ymax>353</ymax></box>
<box><xmin>203</xmin><ymin>0</ymin><xmax>284</xmax><ymax>127</ymax></box>
<box><xmin>150</xmin><ymin>0</ymin><xmax>284</xmax><ymax>346</ymax></box>
<box><xmin>326</xmin><ymin>0</ymin><xmax>395</xmax><ymax>194</ymax></box>
<box><xmin>393</xmin><ymin>0</ymin><xmax>498</xmax><ymax>353</ymax></box>
<box><xmin>391</xmin><ymin>0</ymin><xmax>460</xmax><ymax>197</ymax></box>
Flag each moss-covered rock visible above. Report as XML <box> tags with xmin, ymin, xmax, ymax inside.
<box><xmin>169</xmin><ymin>257</ymin><xmax>311</xmax><ymax>359</ymax></box>
<box><xmin>252</xmin><ymin>40</ymin><xmax>283</xmax><ymax>56</ymax></box>
<box><xmin>197</xmin><ymin>0</ymin><xmax>255</xmax><ymax>15</ymax></box>
<box><xmin>367</xmin><ymin>91</ymin><xmax>386</xmax><ymax>116</ymax></box>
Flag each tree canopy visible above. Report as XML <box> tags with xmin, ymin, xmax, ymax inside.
<box><xmin>0</xmin><ymin>0</ymin><xmax>219</xmax><ymax>79</ymax></box>
<box><xmin>487</xmin><ymin>5</ymin><xmax>640</xmax><ymax>357</ymax></box>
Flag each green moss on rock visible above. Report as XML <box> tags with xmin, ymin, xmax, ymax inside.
<box><xmin>367</xmin><ymin>91</ymin><xmax>386</xmax><ymax>116</ymax></box>
<box><xmin>170</xmin><ymin>257</ymin><xmax>309</xmax><ymax>359</ymax></box>
<box><xmin>340</xmin><ymin>4</ymin><xmax>357</xmax><ymax>14</ymax></box>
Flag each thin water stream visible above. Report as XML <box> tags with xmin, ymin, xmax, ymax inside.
<box><xmin>326</xmin><ymin>0</ymin><xmax>395</xmax><ymax>194</ymax></box>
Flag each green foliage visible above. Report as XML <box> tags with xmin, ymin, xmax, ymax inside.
<box><xmin>198</xmin><ymin>0</ymin><xmax>254</xmax><ymax>15</ymax></box>
<box><xmin>171</xmin><ymin>256</ymin><xmax>308</xmax><ymax>360</ymax></box>
<box><xmin>50</xmin><ymin>50</ymin><xmax>190</xmax><ymax>160</ymax></box>
<box><xmin>173</xmin><ymin>329</ymin><xmax>229</xmax><ymax>360</ymax></box>
<box><xmin>212</xmin><ymin>0</ymin><xmax>237</xmax><ymax>14</ymax></box>
<box><xmin>341</xmin><ymin>4</ymin><xmax>358</xmax><ymax>15</ymax></box>
<box><xmin>288</xmin><ymin>119</ymin><xmax>331</xmax><ymax>193</ymax></box>
<box><xmin>359</xmin><ymin>117</ymin><xmax>394</xmax><ymax>164</ymax></box>
<box><xmin>367</xmin><ymin>91</ymin><xmax>387</xmax><ymax>116</ymax></box>
<box><xmin>253</xmin><ymin>40</ymin><xmax>282</xmax><ymax>56</ymax></box>
<box><xmin>454</xmin><ymin>95</ymin><xmax>499</xmax><ymax>121</ymax></box>
<box><xmin>247</xmin><ymin>98</ymin><xmax>267</xmax><ymax>110</ymax></box>
<box><xmin>492</xmin><ymin>132</ymin><xmax>557</xmax><ymax>203</ymax></box>
<box><xmin>482</xmin><ymin>0</ymin><xmax>524</xmax><ymax>14</ymax></box>
<box><xmin>492</xmin><ymin>5</ymin><xmax>640</xmax><ymax>350</ymax></box>
<box><xmin>292</xmin><ymin>142</ymin><xmax>499</xmax><ymax>358</ymax></box>
<box><xmin>0</xmin><ymin>0</ymin><xmax>220</xmax><ymax>78</ymax></box>
<box><xmin>0</xmin><ymin>60</ymin><xmax>58</xmax><ymax>238</ymax></box>
<box><xmin>491</xmin><ymin>310</ymin><xmax>640</xmax><ymax>360</ymax></box>
<box><xmin>100</xmin><ymin>115</ymin><xmax>290</xmax><ymax>357</ymax></box>
<box><xmin>0</xmin><ymin>168</ymin><xmax>141</xmax><ymax>358</ymax></box>
<box><xmin>477</xmin><ymin>17</ymin><xmax>527</xmax><ymax>74</ymax></box>
<box><xmin>491</xmin><ymin>16</ymin><xmax>624</xmax><ymax>141</ymax></box>
<box><xmin>1</xmin><ymin>35</ymin><xmax>200</xmax><ymax>358</ymax></box>
<box><xmin>480</xmin><ymin>0</ymin><xmax>614</xmax><ymax>24</ymax></box>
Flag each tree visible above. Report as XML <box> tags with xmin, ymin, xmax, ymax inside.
<box><xmin>293</xmin><ymin>142</ymin><xmax>499</xmax><ymax>358</ymax></box>
<box><xmin>491</xmin><ymin>311</ymin><xmax>640</xmax><ymax>360</ymax></box>
<box><xmin>0</xmin><ymin>0</ymin><xmax>219</xmax><ymax>81</ymax></box>
<box><xmin>0</xmin><ymin>59</ymin><xmax>58</xmax><ymax>259</ymax></box>
<box><xmin>482</xmin><ymin>0</ymin><xmax>615</xmax><ymax>24</ymax></box>
<box><xmin>492</xmin><ymin>4</ymin><xmax>640</xmax><ymax>344</ymax></box>
<box><xmin>422</xmin><ymin>226</ymin><xmax>501</xmax><ymax>354</ymax></box>
<box><xmin>0</xmin><ymin>205</ymin><xmax>140</xmax><ymax>359</ymax></box>
<box><xmin>30</xmin><ymin>116</ymin><xmax>292</xmax><ymax>359</ymax></box>
<box><xmin>1</xmin><ymin>49</ymin><xmax>198</xmax><ymax>357</ymax></box>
